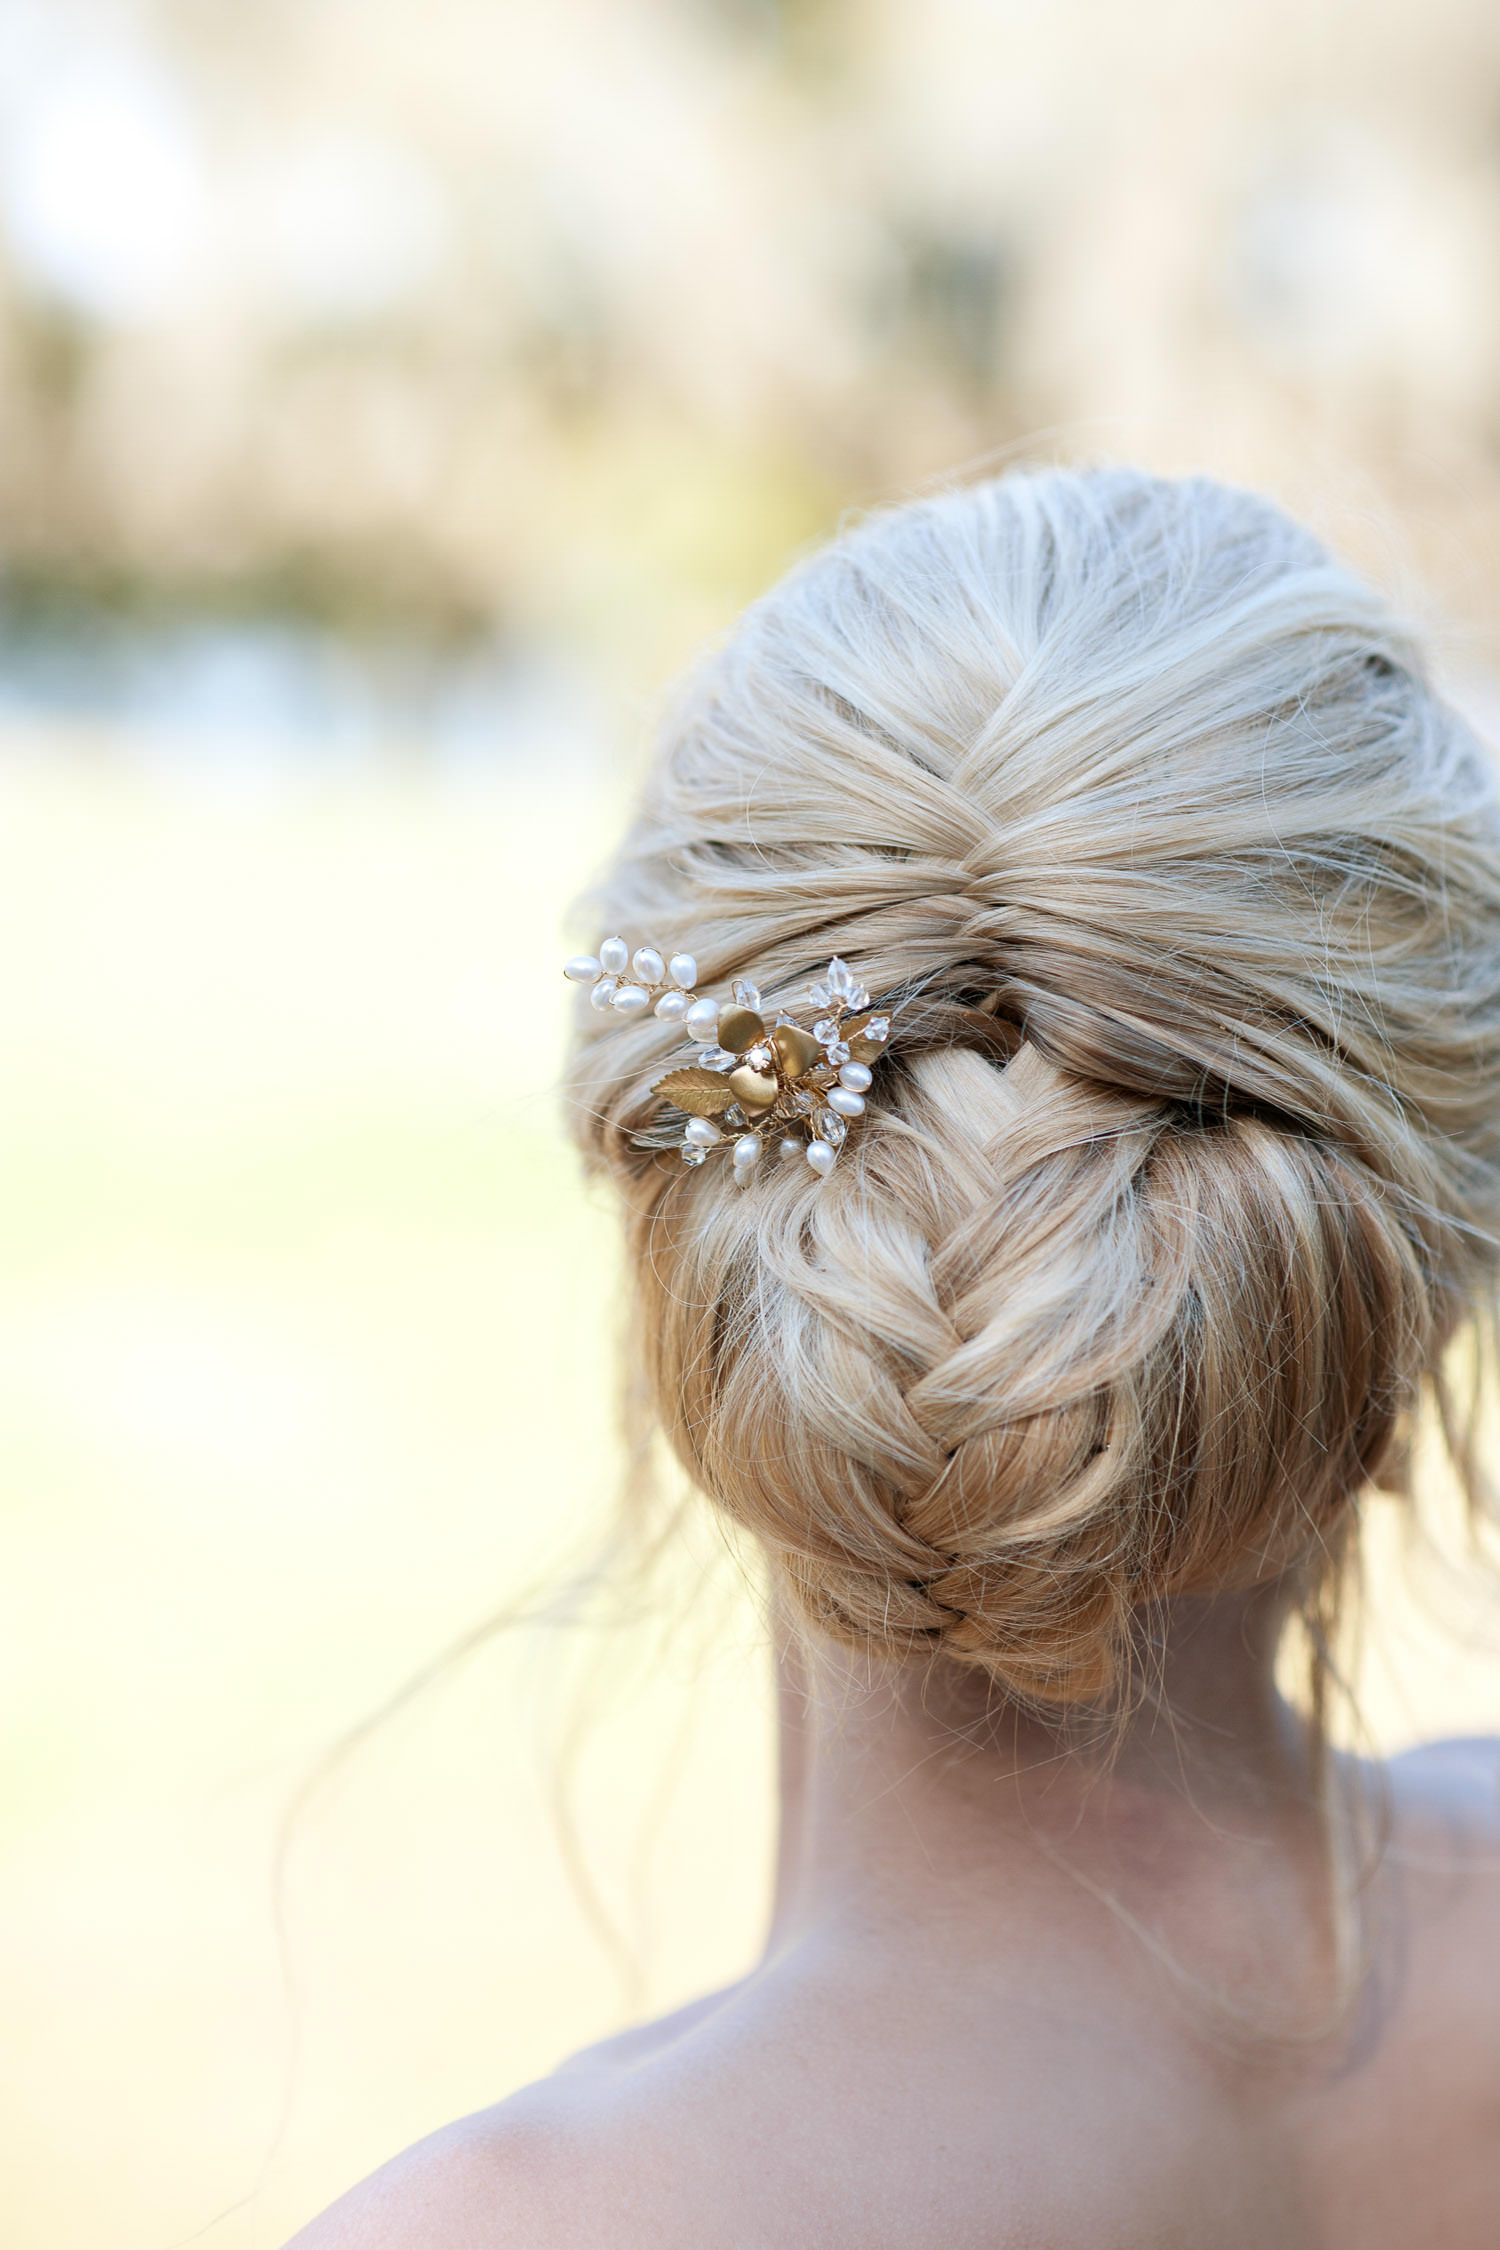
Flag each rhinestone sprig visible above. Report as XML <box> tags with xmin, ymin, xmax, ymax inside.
<box><xmin>564</xmin><ymin>941</ymin><xmax>891</xmax><ymax>1183</ymax></box>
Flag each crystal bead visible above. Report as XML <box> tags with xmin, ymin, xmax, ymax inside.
<box><xmin>668</xmin><ymin>953</ymin><xmax>698</xmax><ymax>990</ymax></box>
<box><xmin>864</xmin><ymin>1017</ymin><xmax>890</xmax><ymax>1044</ymax></box>
<box><xmin>685</xmin><ymin>997</ymin><xmax>721</xmax><ymax>1039</ymax></box>
<box><xmin>725</xmin><ymin>1104</ymin><xmax>747</xmax><ymax>1126</ymax></box>
<box><xmin>829</xmin><ymin>959</ymin><xmax>871</xmax><ymax>1009</ymax></box>
<box><xmin>792</xmin><ymin>1089</ymin><xmax>815</xmax><ymax>1113</ymax></box>
<box><xmin>685</xmin><ymin>1116</ymin><xmax>722</xmax><ymax>1146</ymax></box>
<box><xmin>733</xmin><ymin>979</ymin><xmax>762</xmax><ymax>1009</ymax></box>
<box><xmin>654</xmin><ymin>990</ymin><xmax>689</xmax><ymax>1020</ymax></box>
<box><xmin>698</xmin><ymin>1046</ymin><xmax>735</xmax><ymax>1071</ymax></box>
<box><xmin>828</xmin><ymin>1087</ymin><xmax>864</xmax><ymax>1118</ymax></box>
<box><xmin>612</xmin><ymin>984</ymin><xmax>651</xmax><ymax>1016</ymax></box>
<box><xmin>599</xmin><ymin>936</ymin><xmax>629</xmax><ymax>976</ymax></box>
<box><xmin>838</xmin><ymin>1062</ymin><xmax>872</xmax><ymax>1091</ymax></box>
<box><xmin>589</xmin><ymin>978</ymin><xmax>618</xmax><ymax>1011</ymax></box>
<box><xmin>806</xmin><ymin>1140</ymin><xmax>836</xmax><ymax>1176</ymax></box>
<box><xmin>824</xmin><ymin>1041</ymin><xmax>850</xmax><ymax>1067</ymax></box>
<box><xmin>564</xmin><ymin>954</ymin><xmax>601</xmax><ymax>983</ymax></box>
<box><xmin>632</xmin><ymin>946</ymin><xmax>665</xmax><ymax>984</ymax></box>
<box><xmin>814</xmin><ymin>1108</ymin><xmax>847</xmax><ymax>1145</ymax></box>
<box><xmin>813</xmin><ymin>1018</ymin><xmax>838</xmax><ymax>1044</ymax></box>
<box><xmin>681</xmin><ymin>1142</ymin><xmax>707</xmax><ymax>1166</ymax></box>
<box><xmin>808</xmin><ymin>982</ymin><xmax>832</xmax><ymax>1011</ymax></box>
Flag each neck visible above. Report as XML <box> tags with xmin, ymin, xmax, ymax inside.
<box><xmin>766</xmin><ymin>1586</ymin><xmax>1324</xmax><ymax>1967</ymax></box>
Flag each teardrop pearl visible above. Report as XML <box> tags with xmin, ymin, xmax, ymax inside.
<box><xmin>837</xmin><ymin>1062</ymin><xmax>872</xmax><ymax>1091</ymax></box>
<box><xmin>733</xmin><ymin>1134</ymin><xmax>761</xmax><ymax>1167</ymax></box>
<box><xmin>806</xmin><ymin>1140</ymin><xmax>836</xmax><ymax>1176</ymax></box>
<box><xmin>563</xmin><ymin>955</ymin><xmax>601</xmax><ymax>983</ymax></box>
<box><xmin>589</xmin><ymin>978</ymin><xmax>618</xmax><ymax>1012</ymax></box>
<box><xmin>685</xmin><ymin>1116</ymin><xmax>722</xmax><ymax>1146</ymax></box>
<box><xmin>668</xmin><ymin>953</ymin><xmax>698</xmax><ymax>990</ymax></box>
<box><xmin>685</xmin><ymin>998</ymin><xmax>721</xmax><ymax>1039</ymax></box>
<box><xmin>654</xmin><ymin>990</ymin><xmax>689</xmax><ymax>1020</ymax></box>
<box><xmin>778</xmin><ymin>1136</ymin><xmax>802</xmax><ymax>1164</ymax></box>
<box><xmin>827</xmin><ymin>1086</ymin><xmax>865</xmax><ymax>1118</ymax></box>
<box><xmin>613</xmin><ymin>985</ymin><xmax>651</xmax><ymax>1017</ymax></box>
<box><xmin>632</xmin><ymin>947</ymin><xmax>665</xmax><ymax>984</ymax></box>
<box><xmin>599</xmin><ymin>936</ymin><xmax>629</xmax><ymax>976</ymax></box>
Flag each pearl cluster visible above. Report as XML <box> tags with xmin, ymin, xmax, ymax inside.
<box><xmin>565</xmin><ymin>939</ymin><xmax>891</xmax><ymax>1183</ymax></box>
<box><xmin>564</xmin><ymin>936</ymin><xmax>716</xmax><ymax>1031</ymax></box>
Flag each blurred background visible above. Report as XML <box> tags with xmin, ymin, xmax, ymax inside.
<box><xmin>6</xmin><ymin>1</ymin><xmax>1500</xmax><ymax>2243</ymax></box>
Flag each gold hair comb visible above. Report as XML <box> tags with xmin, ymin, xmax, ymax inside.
<box><xmin>564</xmin><ymin>939</ymin><xmax>891</xmax><ymax>1182</ymax></box>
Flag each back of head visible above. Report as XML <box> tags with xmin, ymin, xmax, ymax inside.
<box><xmin>569</xmin><ymin>467</ymin><xmax>1500</xmax><ymax>1707</ymax></box>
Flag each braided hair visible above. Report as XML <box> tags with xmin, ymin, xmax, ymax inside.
<box><xmin>567</xmin><ymin>467</ymin><xmax>1500</xmax><ymax>1708</ymax></box>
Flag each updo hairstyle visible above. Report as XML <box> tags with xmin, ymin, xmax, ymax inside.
<box><xmin>567</xmin><ymin>469</ymin><xmax>1500</xmax><ymax>1707</ymax></box>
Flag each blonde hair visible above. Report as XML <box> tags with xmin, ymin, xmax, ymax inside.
<box><xmin>568</xmin><ymin>468</ymin><xmax>1500</xmax><ymax>1714</ymax></box>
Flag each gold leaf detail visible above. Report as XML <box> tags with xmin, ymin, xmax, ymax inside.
<box><xmin>653</xmin><ymin>1067</ymin><xmax>736</xmax><ymax>1117</ymax></box>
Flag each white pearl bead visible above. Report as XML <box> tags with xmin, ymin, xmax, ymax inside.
<box><xmin>827</xmin><ymin>1086</ymin><xmax>865</xmax><ymax>1118</ymax></box>
<box><xmin>733</xmin><ymin>1134</ymin><xmax>761</xmax><ymax>1167</ymax></box>
<box><xmin>563</xmin><ymin>954</ymin><xmax>601</xmax><ymax>983</ymax></box>
<box><xmin>589</xmin><ymin>978</ymin><xmax>618</xmax><ymax>1012</ymax></box>
<box><xmin>685</xmin><ymin>1116</ymin><xmax>722</xmax><ymax>1146</ymax></box>
<box><xmin>599</xmin><ymin>936</ymin><xmax>629</xmax><ymax>976</ymax></box>
<box><xmin>806</xmin><ymin>1140</ymin><xmax>836</xmax><ymax>1176</ymax></box>
<box><xmin>632</xmin><ymin>946</ymin><xmax>664</xmax><ymax>984</ymax></box>
<box><xmin>669</xmin><ymin>953</ymin><xmax>698</xmax><ymax>990</ymax></box>
<box><xmin>612</xmin><ymin>985</ymin><xmax>651</xmax><ymax>1017</ymax></box>
<box><xmin>685</xmin><ymin>998</ymin><xmax>720</xmax><ymax>1039</ymax></box>
<box><xmin>837</xmin><ymin>1062</ymin><xmax>872</xmax><ymax>1091</ymax></box>
<box><xmin>778</xmin><ymin>1136</ymin><xmax>802</xmax><ymax>1164</ymax></box>
<box><xmin>654</xmin><ymin>989</ymin><xmax>689</xmax><ymax>1020</ymax></box>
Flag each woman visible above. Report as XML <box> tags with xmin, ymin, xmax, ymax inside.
<box><xmin>294</xmin><ymin>469</ymin><xmax>1500</xmax><ymax>2246</ymax></box>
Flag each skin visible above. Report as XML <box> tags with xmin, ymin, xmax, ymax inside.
<box><xmin>288</xmin><ymin>1584</ymin><xmax>1500</xmax><ymax>2249</ymax></box>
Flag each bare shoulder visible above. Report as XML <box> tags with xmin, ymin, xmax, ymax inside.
<box><xmin>1386</xmin><ymin>1732</ymin><xmax>1500</xmax><ymax>1848</ymax></box>
<box><xmin>281</xmin><ymin>2076</ymin><xmax>639</xmax><ymax>2250</ymax></box>
<box><xmin>1383</xmin><ymin>1734</ymin><xmax>1500</xmax><ymax>2030</ymax></box>
<box><xmin>282</xmin><ymin>1986</ymin><xmax>750</xmax><ymax>2250</ymax></box>
<box><xmin>279</xmin><ymin>1943</ymin><xmax>1238</xmax><ymax>2250</ymax></box>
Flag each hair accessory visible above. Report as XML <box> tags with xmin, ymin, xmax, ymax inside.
<box><xmin>564</xmin><ymin>940</ymin><xmax>891</xmax><ymax>1182</ymax></box>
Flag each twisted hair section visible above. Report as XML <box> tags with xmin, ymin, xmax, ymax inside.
<box><xmin>567</xmin><ymin>467</ymin><xmax>1500</xmax><ymax>1706</ymax></box>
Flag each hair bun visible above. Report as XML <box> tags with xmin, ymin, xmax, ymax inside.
<box><xmin>570</xmin><ymin>466</ymin><xmax>1500</xmax><ymax>1706</ymax></box>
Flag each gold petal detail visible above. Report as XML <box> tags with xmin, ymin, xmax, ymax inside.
<box><xmin>727</xmin><ymin>1064</ymin><xmax>779</xmax><ymax>1111</ymax></box>
<box><xmin>716</xmin><ymin>1006</ymin><xmax>766</xmax><ymax>1055</ymax></box>
<box><xmin>772</xmin><ymin>1023</ymin><xmax>823</xmax><ymax>1077</ymax></box>
<box><xmin>842</xmin><ymin>1010</ymin><xmax>892</xmax><ymax>1066</ymax></box>
<box><xmin>653</xmin><ymin>1067</ymin><xmax>737</xmax><ymax>1117</ymax></box>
